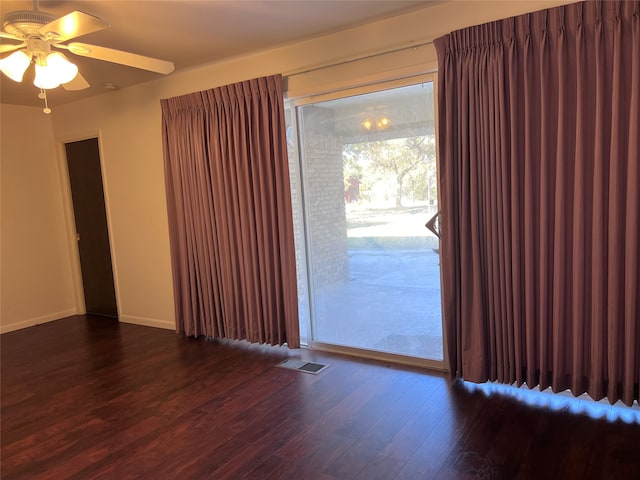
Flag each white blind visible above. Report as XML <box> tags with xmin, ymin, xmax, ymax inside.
<box><xmin>285</xmin><ymin>42</ymin><xmax>437</xmax><ymax>101</ymax></box>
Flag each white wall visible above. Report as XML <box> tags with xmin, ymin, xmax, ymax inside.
<box><xmin>0</xmin><ymin>105</ymin><xmax>79</xmax><ymax>332</ymax></box>
<box><xmin>4</xmin><ymin>1</ymin><xmax>573</xmax><ymax>332</ymax></box>
<box><xmin>52</xmin><ymin>94</ymin><xmax>176</xmax><ymax>330</ymax></box>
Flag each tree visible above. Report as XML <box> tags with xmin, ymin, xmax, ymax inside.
<box><xmin>344</xmin><ymin>135</ymin><xmax>435</xmax><ymax>207</ymax></box>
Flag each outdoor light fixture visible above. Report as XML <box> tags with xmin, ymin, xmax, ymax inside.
<box><xmin>361</xmin><ymin>116</ymin><xmax>392</xmax><ymax>131</ymax></box>
<box><xmin>361</xmin><ymin>118</ymin><xmax>374</xmax><ymax>130</ymax></box>
<box><xmin>376</xmin><ymin>117</ymin><xmax>391</xmax><ymax>129</ymax></box>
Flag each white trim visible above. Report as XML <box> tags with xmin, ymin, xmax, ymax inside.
<box><xmin>56</xmin><ymin>132</ymin><xmax>122</xmax><ymax>317</ymax></box>
<box><xmin>308</xmin><ymin>342</ymin><xmax>448</xmax><ymax>373</ymax></box>
<box><xmin>93</xmin><ymin>134</ymin><xmax>123</xmax><ymax>318</ymax></box>
<box><xmin>293</xmin><ymin>77</ymin><xmax>448</xmax><ymax>372</ymax></box>
<box><xmin>292</xmin><ymin>105</ymin><xmax>319</xmax><ymax>345</ymax></box>
<box><xmin>54</xmin><ymin>139</ymin><xmax>86</xmax><ymax>313</ymax></box>
<box><xmin>433</xmin><ymin>73</ymin><xmax>450</xmax><ymax>371</ymax></box>
<box><xmin>119</xmin><ymin>315</ymin><xmax>175</xmax><ymax>331</ymax></box>
<box><xmin>0</xmin><ymin>310</ymin><xmax>77</xmax><ymax>334</ymax></box>
<box><xmin>284</xmin><ymin>100</ymin><xmax>313</xmax><ymax>346</ymax></box>
<box><xmin>293</xmin><ymin>73</ymin><xmax>436</xmax><ymax>107</ymax></box>
<box><xmin>284</xmin><ymin>39</ymin><xmax>434</xmax><ymax>78</ymax></box>
<box><xmin>286</xmin><ymin>44</ymin><xmax>437</xmax><ymax>103</ymax></box>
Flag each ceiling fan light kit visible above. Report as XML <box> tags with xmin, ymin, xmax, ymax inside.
<box><xmin>0</xmin><ymin>1</ymin><xmax>175</xmax><ymax>113</ymax></box>
<box><xmin>1</xmin><ymin>36</ymin><xmax>78</xmax><ymax>89</ymax></box>
<box><xmin>34</xmin><ymin>52</ymin><xmax>78</xmax><ymax>89</ymax></box>
<box><xmin>0</xmin><ymin>50</ymin><xmax>30</xmax><ymax>81</ymax></box>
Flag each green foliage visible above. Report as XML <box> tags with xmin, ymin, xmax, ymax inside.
<box><xmin>343</xmin><ymin>135</ymin><xmax>437</xmax><ymax>207</ymax></box>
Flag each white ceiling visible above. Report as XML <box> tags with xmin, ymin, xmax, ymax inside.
<box><xmin>0</xmin><ymin>0</ymin><xmax>438</xmax><ymax>108</ymax></box>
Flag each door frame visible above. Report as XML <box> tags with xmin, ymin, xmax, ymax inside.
<box><xmin>55</xmin><ymin>131</ymin><xmax>121</xmax><ymax>318</ymax></box>
<box><xmin>291</xmin><ymin>74</ymin><xmax>448</xmax><ymax>372</ymax></box>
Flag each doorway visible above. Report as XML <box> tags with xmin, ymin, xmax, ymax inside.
<box><xmin>65</xmin><ymin>138</ymin><xmax>118</xmax><ymax>318</ymax></box>
<box><xmin>290</xmin><ymin>81</ymin><xmax>443</xmax><ymax>363</ymax></box>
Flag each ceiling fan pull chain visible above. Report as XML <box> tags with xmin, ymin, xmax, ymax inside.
<box><xmin>38</xmin><ymin>88</ymin><xmax>51</xmax><ymax>114</ymax></box>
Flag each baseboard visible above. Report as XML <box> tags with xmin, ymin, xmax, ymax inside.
<box><xmin>0</xmin><ymin>309</ymin><xmax>77</xmax><ymax>334</ymax></box>
<box><xmin>119</xmin><ymin>315</ymin><xmax>175</xmax><ymax>331</ymax></box>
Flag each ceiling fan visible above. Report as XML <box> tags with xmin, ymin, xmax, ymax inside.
<box><xmin>0</xmin><ymin>0</ymin><xmax>174</xmax><ymax>112</ymax></box>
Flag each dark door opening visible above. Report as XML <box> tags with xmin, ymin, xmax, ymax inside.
<box><xmin>65</xmin><ymin>138</ymin><xmax>118</xmax><ymax>318</ymax></box>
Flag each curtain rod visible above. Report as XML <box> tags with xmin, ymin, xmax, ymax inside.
<box><xmin>284</xmin><ymin>39</ymin><xmax>435</xmax><ymax>79</ymax></box>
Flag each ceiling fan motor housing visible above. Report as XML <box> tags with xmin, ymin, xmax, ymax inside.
<box><xmin>3</xmin><ymin>10</ymin><xmax>56</xmax><ymax>38</ymax></box>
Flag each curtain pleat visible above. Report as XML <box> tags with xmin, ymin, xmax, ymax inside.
<box><xmin>435</xmin><ymin>1</ymin><xmax>639</xmax><ymax>405</ymax></box>
<box><xmin>161</xmin><ymin>75</ymin><xmax>300</xmax><ymax>348</ymax></box>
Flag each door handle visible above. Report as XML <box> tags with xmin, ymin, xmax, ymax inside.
<box><xmin>425</xmin><ymin>211</ymin><xmax>440</xmax><ymax>239</ymax></box>
<box><xmin>76</xmin><ymin>233</ymin><xmax>80</xmax><ymax>241</ymax></box>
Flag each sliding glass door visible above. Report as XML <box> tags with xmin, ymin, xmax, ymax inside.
<box><xmin>287</xmin><ymin>80</ymin><xmax>443</xmax><ymax>364</ymax></box>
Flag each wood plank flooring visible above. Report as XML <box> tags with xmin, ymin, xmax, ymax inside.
<box><xmin>1</xmin><ymin>315</ymin><xmax>639</xmax><ymax>479</ymax></box>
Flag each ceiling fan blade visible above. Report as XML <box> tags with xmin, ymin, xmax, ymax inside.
<box><xmin>68</xmin><ymin>42</ymin><xmax>175</xmax><ymax>74</ymax></box>
<box><xmin>63</xmin><ymin>71</ymin><xmax>90</xmax><ymax>91</ymax></box>
<box><xmin>1</xmin><ymin>31</ymin><xmax>22</xmax><ymax>40</ymax></box>
<box><xmin>39</xmin><ymin>11</ymin><xmax>109</xmax><ymax>43</ymax></box>
<box><xmin>0</xmin><ymin>43</ymin><xmax>25</xmax><ymax>53</ymax></box>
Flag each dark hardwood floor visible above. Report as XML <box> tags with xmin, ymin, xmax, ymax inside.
<box><xmin>1</xmin><ymin>316</ymin><xmax>639</xmax><ymax>479</ymax></box>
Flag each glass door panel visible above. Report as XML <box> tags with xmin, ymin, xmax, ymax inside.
<box><xmin>296</xmin><ymin>82</ymin><xmax>443</xmax><ymax>360</ymax></box>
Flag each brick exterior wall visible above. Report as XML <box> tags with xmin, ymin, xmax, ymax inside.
<box><xmin>301</xmin><ymin>106</ymin><xmax>350</xmax><ymax>289</ymax></box>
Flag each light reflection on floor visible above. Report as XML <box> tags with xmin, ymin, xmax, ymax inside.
<box><xmin>463</xmin><ymin>381</ymin><xmax>640</xmax><ymax>424</ymax></box>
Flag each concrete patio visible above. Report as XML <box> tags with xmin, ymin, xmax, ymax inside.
<box><xmin>310</xmin><ymin>206</ymin><xmax>444</xmax><ymax>360</ymax></box>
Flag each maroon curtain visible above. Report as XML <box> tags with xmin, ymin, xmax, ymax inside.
<box><xmin>161</xmin><ymin>75</ymin><xmax>300</xmax><ymax>348</ymax></box>
<box><xmin>435</xmin><ymin>1</ymin><xmax>639</xmax><ymax>405</ymax></box>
